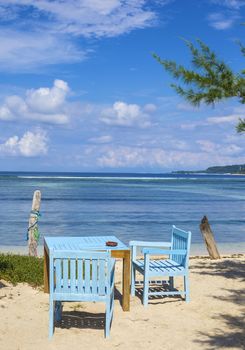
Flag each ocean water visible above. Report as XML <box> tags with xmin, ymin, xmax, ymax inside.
<box><xmin>0</xmin><ymin>172</ymin><xmax>244</xmax><ymax>247</ymax></box>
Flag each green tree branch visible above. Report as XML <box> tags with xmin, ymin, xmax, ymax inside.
<box><xmin>153</xmin><ymin>38</ymin><xmax>245</xmax><ymax>133</ymax></box>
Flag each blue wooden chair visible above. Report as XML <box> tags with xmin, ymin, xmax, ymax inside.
<box><xmin>130</xmin><ymin>226</ymin><xmax>191</xmax><ymax>306</ymax></box>
<box><xmin>49</xmin><ymin>250</ymin><xmax>115</xmax><ymax>338</ymax></box>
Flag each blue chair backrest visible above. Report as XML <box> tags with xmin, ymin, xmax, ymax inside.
<box><xmin>50</xmin><ymin>250</ymin><xmax>111</xmax><ymax>296</ymax></box>
<box><xmin>171</xmin><ymin>226</ymin><xmax>191</xmax><ymax>267</ymax></box>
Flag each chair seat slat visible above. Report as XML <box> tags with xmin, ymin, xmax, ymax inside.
<box><xmin>77</xmin><ymin>259</ymin><xmax>83</xmax><ymax>293</ymax></box>
<box><xmin>63</xmin><ymin>259</ymin><xmax>69</xmax><ymax>291</ymax></box>
<box><xmin>54</xmin><ymin>259</ymin><xmax>61</xmax><ymax>292</ymax></box>
<box><xmin>85</xmin><ymin>259</ymin><xmax>90</xmax><ymax>294</ymax></box>
<box><xmin>70</xmin><ymin>259</ymin><xmax>76</xmax><ymax>293</ymax></box>
<box><xmin>99</xmin><ymin>259</ymin><xmax>106</xmax><ymax>295</ymax></box>
<box><xmin>136</xmin><ymin>259</ymin><xmax>185</xmax><ymax>274</ymax></box>
<box><xmin>92</xmin><ymin>259</ymin><xmax>98</xmax><ymax>294</ymax></box>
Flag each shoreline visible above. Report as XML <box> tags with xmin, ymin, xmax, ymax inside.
<box><xmin>0</xmin><ymin>242</ymin><xmax>244</xmax><ymax>256</ymax></box>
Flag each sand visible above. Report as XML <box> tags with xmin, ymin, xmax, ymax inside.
<box><xmin>0</xmin><ymin>255</ymin><xmax>244</xmax><ymax>350</ymax></box>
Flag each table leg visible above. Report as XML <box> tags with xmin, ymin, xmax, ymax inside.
<box><xmin>44</xmin><ymin>245</ymin><xmax>49</xmax><ymax>293</ymax></box>
<box><xmin>122</xmin><ymin>250</ymin><xmax>130</xmax><ymax>311</ymax></box>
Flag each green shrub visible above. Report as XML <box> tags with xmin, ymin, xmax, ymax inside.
<box><xmin>0</xmin><ymin>254</ymin><xmax>43</xmax><ymax>287</ymax></box>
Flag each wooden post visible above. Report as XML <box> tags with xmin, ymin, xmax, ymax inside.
<box><xmin>28</xmin><ymin>190</ymin><xmax>41</xmax><ymax>257</ymax></box>
<box><xmin>111</xmin><ymin>250</ymin><xmax>131</xmax><ymax>311</ymax></box>
<box><xmin>199</xmin><ymin>216</ymin><xmax>221</xmax><ymax>259</ymax></box>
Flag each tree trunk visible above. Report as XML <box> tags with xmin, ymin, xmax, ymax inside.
<box><xmin>28</xmin><ymin>190</ymin><xmax>41</xmax><ymax>256</ymax></box>
<box><xmin>199</xmin><ymin>216</ymin><xmax>221</xmax><ymax>259</ymax></box>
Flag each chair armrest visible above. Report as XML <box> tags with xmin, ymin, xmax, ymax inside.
<box><xmin>142</xmin><ymin>248</ymin><xmax>187</xmax><ymax>255</ymax></box>
<box><xmin>129</xmin><ymin>240</ymin><xmax>171</xmax><ymax>248</ymax></box>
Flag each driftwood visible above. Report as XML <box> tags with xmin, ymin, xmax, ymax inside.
<box><xmin>200</xmin><ymin>216</ymin><xmax>221</xmax><ymax>259</ymax></box>
<box><xmin>28</xmin><ymin>190</ymin><xmax>41</xmax><ymax>256</ymax></box>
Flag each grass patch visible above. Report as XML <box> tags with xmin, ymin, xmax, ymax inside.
<box><xmin>0</xmin><ymin>254</ymin><xmax>43</xmax><ymax>287</ymax></box>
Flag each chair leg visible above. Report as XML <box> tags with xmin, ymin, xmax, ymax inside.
<box><xmin>105</xmin><ymin>295</ymin><xmax>113</xmax><ymax>338</ymax></box>
<box><xmin>131</xmin><ymin>264</ymin><xmax>136</xmax><ymax>296</ymax></box>
<box><xmin>49</xmin><ymin>299</ymin><xmax>54</xmax><ymax>338</ymax></box>
<box><xmin>184</xmin><ymin>275</ymin><xmax>190</xmax><ymax>302</ymax></box>
<box><xmin>143</xmin><ymin>273</ymin><xmax>149</xmax><ymax>307</ymax></box>
<box><xmin>55</xmin><ymin>301</ymin><xmax>62</xmax><ymax>322</ymax></box>
<box><xmin>169</xmin><ymin>277</ymin><xmax>174</xmax><ymax>290</ymax></box>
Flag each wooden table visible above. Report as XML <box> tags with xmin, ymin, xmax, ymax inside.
<box><xmin>44</xmin><ymin>235</ymin><xmax>131</xmax><ymax>311</ymax></box>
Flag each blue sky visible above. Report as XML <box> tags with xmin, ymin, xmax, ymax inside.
<box><xmin>0</xmin><ymin>0</ymin><xmax>244</xmax><ymax>172</ymax></box>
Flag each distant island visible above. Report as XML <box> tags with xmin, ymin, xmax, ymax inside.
<box><xmin>173</xmin><ymin>164</ymin><xmax>245</xmax><ymax>174</ymax></box>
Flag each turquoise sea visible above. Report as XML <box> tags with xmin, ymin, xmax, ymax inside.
<box><xmin>0</xmin><ymin>172</ymin><xmax>244</xmax><ymax>249</ymax></box>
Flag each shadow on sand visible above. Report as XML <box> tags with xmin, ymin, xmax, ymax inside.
<box><xmin>133</xmin><ymin>281</ymin><xmax>184</xmax><ymax>305</ymax></box>
<box><xmin>192</xmin><ymin>258</ymin><xmax>245</xmax><ymax>349</ymax></box>
<box><xmin>55</xmin><ymin>287</ymin><xmax>124</xmax><ymax>333</ymax></box>
<box><xmin>190</xmin><ymin>258</ymin><xmax>245</xmax><ymax>281</ymax></box>
<box><xmin>56</xmin><ymin>310</ymin><xmax>105</xmax><ymax>331</ymax></box>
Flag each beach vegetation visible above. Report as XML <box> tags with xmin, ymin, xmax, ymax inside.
<box><xmin>153</xmin><ymin>36</ymin><xmax>245</xmax><ymax>133</ymax></box>
<box><xmin>0</xmin><ymin>254</ymin><xmax>43</xmax><ymax>287</ymax></box>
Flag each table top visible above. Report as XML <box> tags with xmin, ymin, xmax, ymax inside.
<box><xmin>44</xmin><ymin>235</ymin><xmax>129</xmax><ymax>252</ymax></box>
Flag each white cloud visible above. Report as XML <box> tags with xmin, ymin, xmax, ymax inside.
<box><xmin>169</xmin><ymin>139</ymin><xmax>189</xmax><ymax>151</ymax></box>
<box><xmin>26</xmin><ymin>79</ymin><xmax>69</xmax><ymax>113</ymax></box>
<box><xmin>180</xmin><ymin>120</ymin><xmax>208</xmax><ymax>130</ymax></box>
<box><xmin>100</xmin><ymin>101</ymin><xmax>153</xmax><ymax>127</ymax></box>
<box><xmin>197</xmin><ymin>140</ymin><xmax>216</xmax><ymax>152</ymax></box>
<box><xmin>95</xmin><ymin>143</ymin><xmax>244</xmax><ymax>169</ymax></box>
<box><xmin>143</xmin><ymin>103</ymin><xmax>157</xmax><ymax>113</ymax></box>
<box><xmin>207</xmin><ymin>114</ymin><xmax>241</xmax><ymax>124</ymax></box>
<box><xmin>0</xmin><ymin>105</ymin><xmax>13</xmax><ymax>121</ymax></box>
<box><xmin>211</xmin><ymin>0</ymin><xmax>245</xmax><ymax>9</ymax></box>
<box><xmin>223</xmin><ymin>144</ymin><xmax>242</xmax><ymax>154</ymax></box>
<box><xmin>0</xmin><ymin>130</ymin><xmax>48</xmax><ymax>157</ymax></box>
<box><xmin>0</xmin><ymin>80</ymin><xmax>70</xmax><ymax>124</ymax></box>
<box><xmin>88</xmin><ymin>135</ymin><xmax>113</xmax><ymax>144</ymax></box>
<box><xmin>96</xmin><ymin>146</ymin><xmax>199</xmax><ymax>168</ymax></box>
<box><xmin>0</xmin><ymin>29</ymin><xmax>86</xmax><ymax>70</ymax></box>
<box><xmin>97</xmin><ymin>146</ymin><xmax>154</xmax><ymax>167</ymax></box>
<box><xmin>180</xmin><ymin>113</ymin><xmax>241</xmax><ymax>129</ymax></box>
<box><xmin>0</xmin><ymin>1</ymin><xmax>169</xmax><ymax>69</ymax></box>
<box><xmin>207</xmin><ymin>12</ymin><xmax>238</xmax><ymax>30</ymax></box>
<box><xmin>208</xmin><ymin>0</ymin><xmax>244</xmax><ymax>30</ymax></box>
<box><xmin>180</xmin><ymin>123</ymin><xmax>197</xmax><ymax>130</ymax></box>
<box><xmin>0</xmin><ymin>1</ymin><xmax>157</xmax><ymax>38</ymax></box>
<box><xmin>0</xmin><ymin>82</ymin><xmax>158</xmax><ymax>130</ymax></box>
<box><xmin>197</xmin><ymin>139</ymin><xmax>242</xmax><ymax>155</ymax></box>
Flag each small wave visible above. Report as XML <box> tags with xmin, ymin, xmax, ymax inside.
<box><xmin>18</xmin><ymin>176</ymin><xmax>87</xmax><ymax>179</ymax></box>
<box><xmin>17</xmin><ymin>175</ymin><xmax>199</xmax><ymax>181</ymax></box>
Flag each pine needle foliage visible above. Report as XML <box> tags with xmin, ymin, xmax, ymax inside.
<box><xmin>153</xmin><ymin>39</ymin><xmax>245</xmax><ymax>133</ymax></box>
<box><xmin>236</xmin><ymin>118</ymin><xmax>245</xmax><ymax>133</ymax></box>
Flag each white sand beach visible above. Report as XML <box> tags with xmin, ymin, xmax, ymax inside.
<box><xmin>0</xmin><ymin>255</ymin><xmax>244</xmax><ymax>350</ymax></box>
